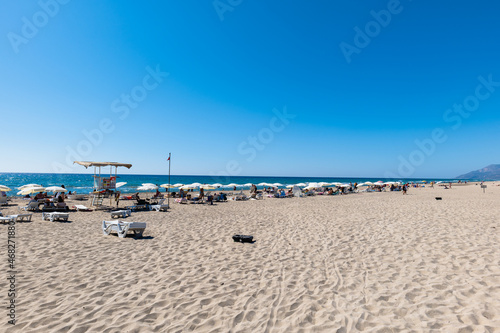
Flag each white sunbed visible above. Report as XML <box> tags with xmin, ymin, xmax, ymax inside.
<box><xmin>73</xmin><ymin>205</ymin><xmax>92</xmax><ymax>211</ymax></box>
<box><xmin>9</xmin><ymin>214</ymin><xmax>33</xmax><ymax>222</ymax></box>
<box><xmin>42</xmin><ymin>212</ymin><xmax>70</xmax><ymax>222</ymax></box>
<box><xmin>0</xmin><ymin>212</ymin><xmax>14</xmax><ymax>223</ymax></box>
<box><xmin>150</xmin><ymin>199</ymin><xmax>169</xmax><ymax>211</ymax></box>
<box><xmin>110</xmin><ymin>209</ymin><xmax>132</xmax><ymax>219</ymax></box>
<box><xmin>102</xmin><ymin>220</ymin><xmax>146</xmax><ymax>238</ymax></box>
<box><xmin>20</xmin><ymin>201</ymin><xmax>40</xmax><ymax>212</ymax></box>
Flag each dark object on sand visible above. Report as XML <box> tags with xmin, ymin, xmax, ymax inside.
<box><xmin>232</xmin><ymin>235</ymin><xmax>254</xmax><ymax>243</ymax></box>
<box><xmin>435</xmin><ymin>197</ymin><xmax>442</xmax><ymax>200</ymax></box>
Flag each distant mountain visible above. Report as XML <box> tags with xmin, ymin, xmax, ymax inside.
<box><xmin>456</xmin><ymin>164</ymin><xmax>500</xmax><ymax>180</ymax></box>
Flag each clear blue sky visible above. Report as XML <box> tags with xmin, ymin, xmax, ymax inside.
<box><xmin>1</xmin><ymin>0</ymin><xmax>499</xmax><ymax>178</ymax></box>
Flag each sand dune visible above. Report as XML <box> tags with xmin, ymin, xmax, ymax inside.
<box><xmin>0</xmin><ymin>183</ymin><xmax>499</xmax><ymax>332</ymax></box>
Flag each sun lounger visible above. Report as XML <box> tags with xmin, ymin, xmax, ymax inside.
<box><xmin>42</xmin><ymin>212</ymin><xmax>70</xmax><ymax>222</ymax></box>
<box><xmin>150</xmin><ymin>199</ymin><xmax>169</xmax><ymax>211</ymax></box>
<box><xmin>175</xmin><ymin>198</ymin><xmax>188</xmax><ymax>204</ymax></box>
<box><xmin>0</xmin><ymin>212</ymin><xmax>15</xmax><ymax>223</ymax></box>
<box><xmin>125</xmin><ymin>204</ymin><xmax>149</xmax><ymax>212</ymax></box>
<box><xmin>9</xmin><ymin>214</ymin><xmax>32</xmax><ymax>222</ymax></box>
<box><xmin>110</xmin><ymin>209</ymin><xmax>132</xmax><ymax>219</ymax></box>
<box><xmin>0</xmin><ymin>216</ymin><xmax>14</xmax><ymax>223</ymax></box>
<box><xmin>102</xmin><ymin>220</ymin><xmax>146</xmax><ymax>238</ymax></box>
<box><xmin>73</xmin><ymin>205</ymin><xmax>92</xmax><ymax>211</ymax></box>
<box><xmin>20</xmin><ymin>201</ymin><xmax>40</xmax><ymax>212</ymax></box>
<box><xmin>67</xmin><ymin>194</ymin><xmax>88</xmax><ymax>201</ymax></box>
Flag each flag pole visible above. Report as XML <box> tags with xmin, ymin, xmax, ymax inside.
<box><xmin>167</xmin><ymin>153</ymin><xmax>171</xmax><ymax>210</ymax></box>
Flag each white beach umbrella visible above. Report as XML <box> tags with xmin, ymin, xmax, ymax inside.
<box><xmin>286</xmin><ymin>185</ymin><xmax>294</xmax><ymax>188</ymax></box>
<box><xmin>0</xmin><ymin>185</ymin><xmax>12</xmax><ymax>192</ymax></box>
<box><xmin>339</xmin><ymin>184</ymin><xmax>351</xmax><ymax>188</ymax></box>
<box><xmin>116</xmin><ymin>182</ymin><xmax>127</xmax><ymax>188</ymax></box>
<box><xmin>160</xmin><ymin>183</ymin><xmax>175</xmax><ymax>188</ymax></box>
<box><xmin>44</xmin><ymin>186</ymin><xmax>68</xmax><ymax>193</ymax></box>
<box><xmin>243</xmin><ymin>183</ymin><xmax>253</xmax><ymax>187</ymax></box>
<box><xmin>211</xmin><ymin>183</ymin><xmax>223</xmax><ymax>188</ymax></box>
<box><xmin>257</xmin><ymin>182</ymin><xmax>269</xmax><ymax>187</ymax></box>
<box><xmin>272</xmin><ymin>183</ymin><xmax>283</xmax><ymax>187</ymax></box>
<box><xmin>137</xmin><ymin>184</ymin><xmax>158</xmax><ymax>191</ymax></box>
<box><xmin>141</xmin><ymin>183</ymin><xmax>156</xmax><ymax>187</ymax></box>
<box><xmin>364</xmin><ymin>181</ymin><xmax>375</xmax><ymax>186</ymax></box>
<box><xmin>18</xmin><ymin>184</ymin><xmax>42</xmax><ymax>190</ymax></box>
<box><xmin>180</xmin><ymin>184</ymin><xmax>198</xmax><ymax>190</ymax></box>
<box><xmin>200</xmin><ymin>184</ymin><xmax>216</xmax><ymax>190</ymax></box>
<box><xmin>294</xmin><ymin>183</ymin><xmax>307</xmax><ymax>187</ymax></box>
<box><xmin>172</xmin><ymin>183</ymin><xmax>184</xmax><ymax>188</ymax></box>
<box><xmin>17</xmin><ymin>186</ymin><xmax>45</xmax><ymax>195</ymax></box>
<box><xmin>224</xmin><ymin>183</ymin><xmax>241</xmax><ymax>188</ymax></box>
<box><xmin>318</xmin><ymin>182</ymin><xmax>331</xmax><ymax>187</ymax></box>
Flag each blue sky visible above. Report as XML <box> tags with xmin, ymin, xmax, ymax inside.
<box><xmin>1</xmin><ymin>0</ymin><xmax>499</xmax><ymax>178</ymax></box>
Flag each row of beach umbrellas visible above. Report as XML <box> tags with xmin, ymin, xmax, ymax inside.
<box><xmin>0</xmin><ymin>184</ymin><xmax>68</xmax><ymax>196</ymax></box>
<box><xmin>0</xmin><ymin>181</ymin><xmax>411</xmax><ymax>195</ymax></box>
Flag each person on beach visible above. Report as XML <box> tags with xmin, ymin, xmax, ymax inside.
<box><xmin>115</xmin><ymin>191</ymin><xmax>120</xmax><ymax>207</ymax></box>
<box><xmin>179</xmin><ymin>188</ymin><xmax>185</xmax><ymax>198</ymax></box>
<box><xmin>403</xmin><ymin>184</ymin><xmax>408</xmax><ymax>195</ymax></box>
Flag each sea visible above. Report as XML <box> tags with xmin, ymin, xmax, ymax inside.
<box><xmin>0</xmin><ymin>173</ymin><xmax>465</xmax><ymax>195</ymax></box>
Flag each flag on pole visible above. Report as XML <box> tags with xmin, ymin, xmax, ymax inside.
<box><xmin>167</xmin><ymin>156</ymin><xmax>170</xmax><ymax>161</ymax></box>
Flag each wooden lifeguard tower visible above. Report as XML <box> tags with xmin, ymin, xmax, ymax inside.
<box><xmin>74</xmin><ymin>161</ymin><xmax>132</xmax><ymax>208</ymax></box>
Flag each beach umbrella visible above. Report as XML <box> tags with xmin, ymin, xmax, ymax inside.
<box><xmin>272</xmin><ymin>183</ymin><xmax>283</xmax><ymax>187</ymax></box>
<box><xmin>116</xmin><ymin>182</ymin><xmax>127</xmax><ymax>188</ymax></box>
<box><xmin>286</xmin><ymin>185</ymin><xmax>294</xmax><ymax>188</ymax></box>
<box><xmin>200</xmin><ymin>184</ymin><xmax>216</xmax><ymax>190</ymax></box>
<box><xmin>243</xmin><ymin>183</ymin><xmax>253</xmax><ymax>187</ymax></box>
<box><xmin>17</xmin><ymin>186</ymin><xmax>45</xmax><ymax>195</ymax></box>
<box><xmin>180</xmin><ymin>184</ymin><xmax>198</xmax><ymax>190</ymax></box>
<box><xmin>160</xmin><ymin>183</ymin><xmax>175</xmax><ymax>188</ymax></box>
<box><xmin>44</xmin><ymin>186</ymin><xmax>68</xmax><ymax>193</ymax></box>
<box><xmin>0</xmin><ymin>185</ymin><xmax>12</xmax><ymax>192</ymax></box>
<box><xmin>318</xmin><ymin>182</ymin><xmax>331</xmax><ymax>187</ymax></box>
<box><xmin>258</xmin><ymin>182</ymin><xmax>272</xmax><ymax>187</ymax></box>
<box><xmin>18</xmin><ymin>184</ymin><xmax>42</xmax><ymax>190</ymax></box>
<box><xmin>294</xmin><ymin>183</ymin><xmax>307</xmax><ymax>187</ymax></box>
<box><xmin>211</xmin><ymin>183</ymin><xmax>223</xmax><ymax>188</ymax></box>
<box><xmin>137</xmin><ymin>184</ymin><xmax>158</xmax><ymax>191</ymax></box>
<box><xmin>224</xmin><ymin>183</ymin><xmax>241</xmax><ymax>188</ymax></box>
<box><xmin>173</xmin><ymin>183</ymin><xmax>184</xmax><ymax>188</ymax></box>
<box><xmin>364</xmin><ymin>181</ymin><xmax>374</xmax><ymax>186</ymax></box>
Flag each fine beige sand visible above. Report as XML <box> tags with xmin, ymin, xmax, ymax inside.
<box><xmin>0</xmin><ymin>183</ymin><xmax>499</xmax><ymax>332</ymax></box>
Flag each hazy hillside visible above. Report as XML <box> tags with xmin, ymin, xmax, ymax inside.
<box><xmin>456</xmin><ymin>164</ymin><xmax>500</xmax><ymax>180</ymax></box>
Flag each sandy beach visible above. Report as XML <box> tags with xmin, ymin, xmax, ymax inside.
<box><xmin>0</xmin><ymin>183</ymin><xmax>499</xmax><ymax>332</ymax></box>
